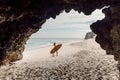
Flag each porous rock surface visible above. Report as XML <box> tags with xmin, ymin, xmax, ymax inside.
<box><xmin>0</xmin><ymin>0</ymin><xmax>119</xmax><ymax>64</ymax></box>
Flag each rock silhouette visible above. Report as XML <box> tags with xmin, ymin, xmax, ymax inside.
<box><xmin>84</xmin><ymin>32</ymin><xmax>96</xmax><ymax>40</ymax></box>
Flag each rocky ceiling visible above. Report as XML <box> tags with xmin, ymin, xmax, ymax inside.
<box><xmin>0</xmin><ymin>0</ymin><xmax>120</xmax><ymax>65</ymax></box>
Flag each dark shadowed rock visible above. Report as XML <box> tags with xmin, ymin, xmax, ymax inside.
<box><xmin>84</xmin><ymin>32</ymin><xmax>96</xmax><ymax>40</ymax></box>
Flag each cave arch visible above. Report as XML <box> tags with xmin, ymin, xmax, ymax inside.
<box><xmin>0</xmin><ymin>0</ymin><xmax>120</xmax><ymax>66</ymax></box>
<box><xmin>29</xmin><ymin>9</ymin><xmax>104</xmax><ymax>39</ymax></box>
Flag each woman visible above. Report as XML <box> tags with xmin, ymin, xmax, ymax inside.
<box><xmin>52</xmin><ymin>42</ymin><xmax>58</xmax><ymax>57</ymax></box>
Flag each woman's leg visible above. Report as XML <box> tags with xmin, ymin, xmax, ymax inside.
<box><xmin>56</xmin><ymin>51</ymin><xmax>58</xmax><ymax>56</ymax></box>
<box><xmin>52</xmin><ymin>53</ymin><xmax>54</xmax><ymax>57</ymax></box>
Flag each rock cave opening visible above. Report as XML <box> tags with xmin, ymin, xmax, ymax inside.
<box><xmin>0</xmin><ymin>0</ymin><xmax>120</xmax><ymax>79</ymax></box>
<box><xmin>25</xmin><ymin>9</ymin><xmax>104</xmax><ymax>50</ymax></box>
<box><xmin>0</xmin><ymin>0</ymin><xmax>114</xmax><ymax>65</ymax></box>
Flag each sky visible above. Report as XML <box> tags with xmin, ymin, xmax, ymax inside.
<box><xmin>31</xmin><ymin>9</ymin><xmax>105</xmax><ymax>38</ymax></box>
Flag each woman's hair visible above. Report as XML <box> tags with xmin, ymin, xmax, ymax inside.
<box><xmin>54</xmin><ymin>42</ymin><xmax>56</xmax><ymax>46</ymax></box>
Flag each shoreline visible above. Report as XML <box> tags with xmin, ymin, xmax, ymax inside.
<box><xmin>25</xmin><ymin>39</ymin><xmax>83</xmax><ymax>50</ymax></box>
<box><xmin>22</xmin><ymin>39</ymin><xmax>82</xmax><ymax>63</ymax></box>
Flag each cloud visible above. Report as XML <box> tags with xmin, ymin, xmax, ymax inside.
<box><xmin>62</xmin><ymin>20</ymin><xmax>94</xmax><ymax>25</ymax></box>
<box><xmin>31</xmin><ymin>9</ymin><xmax>104</xmax><ymax>38</ymax></box>
<box><xmin>42</xmin><ymin>9</ymin><xmax>104</xmax><ymax>28</ymax></box>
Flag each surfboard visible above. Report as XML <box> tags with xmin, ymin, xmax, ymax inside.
<box><xmin>50</xmin><ymin>44</ymin><xmax>62</xmax><ymax>54</ymax></box>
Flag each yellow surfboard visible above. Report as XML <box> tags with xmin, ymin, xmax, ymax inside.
<box><xmin>50</xmin><ymin>44</ymin><xmax>62</xmax><ymax>54</ymax></box>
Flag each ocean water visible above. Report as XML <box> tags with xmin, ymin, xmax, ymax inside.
<box><xmin>26</xmin><ymin>38</ymin><xmax>82</xmax><ymax>49</ymax></box>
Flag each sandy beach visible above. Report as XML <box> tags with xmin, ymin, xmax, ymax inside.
<box><xmin>0</xmin><ymin>39</ymin><xmax>119</xmax><ymax>80</ymax></box>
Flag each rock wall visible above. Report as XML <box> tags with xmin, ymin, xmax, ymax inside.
<box><xmin>90</xmin><ymin>2</ymin><xmax>120</xmax><ymax>61</ymax></box>
<box><xmin>0</xmin><ymin>0</ymin><xmax>119</xmax><ymax>64</ymax></box>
